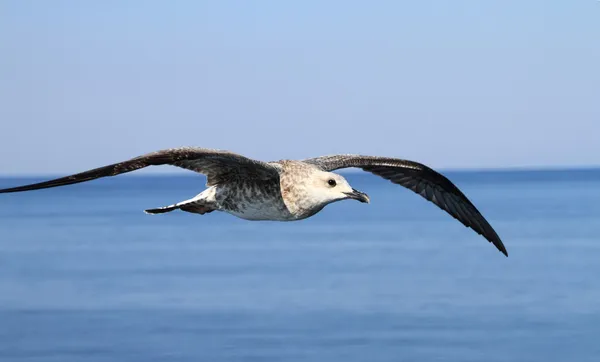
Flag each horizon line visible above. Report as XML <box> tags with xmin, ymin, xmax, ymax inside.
<box><xmin>1</xmin><ymin>164</ymin><xmax>600</xmax><ymax>178</ymax></box>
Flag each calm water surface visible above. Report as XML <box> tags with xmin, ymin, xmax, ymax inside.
<box><xmin>1</xmin><ymin>170</ymin><xmax>600</xmax><ymax>361</ymax></box>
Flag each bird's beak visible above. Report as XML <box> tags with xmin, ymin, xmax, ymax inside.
<box><xmin>344</xmin><ymin>188</ymin><xmax>370</xmax><ymax>203</ymax></box>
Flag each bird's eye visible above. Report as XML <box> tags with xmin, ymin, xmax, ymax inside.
<box><xmin>327</xmin><ymin>179</ymin><xmax>336</xmax><ymax>187</ymax></box>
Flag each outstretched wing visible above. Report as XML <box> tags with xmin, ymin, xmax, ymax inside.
<box><xmin>303</xmin><ymin>155</ymin><xmax>507</xmax><ymax>256</ymax></box>
<box><xmin>0</xmin><ymin>147</ymin><xmax>279</xmax><ymax>193</ymax></box>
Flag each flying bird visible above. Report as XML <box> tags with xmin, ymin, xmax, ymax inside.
<box><xmin>0</xmin><ymin>147</ymin><xmax>507</xmax><ymax>256</ymax></box>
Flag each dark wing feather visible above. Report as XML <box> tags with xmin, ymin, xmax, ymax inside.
<box><xmin>303</xmin><ymin>155</ymin><xmax>507</xmax><ymax>256</ymax></box>
<box><xmin>0</xmin><ymin>147</ymin><xmax>279</xmax><ymax>193</ymax></box>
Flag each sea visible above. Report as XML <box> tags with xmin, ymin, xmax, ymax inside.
<box><xmin>1</xmin><ymin>169</ymin><xmax>600</xmax><ymax>362</ymax></box>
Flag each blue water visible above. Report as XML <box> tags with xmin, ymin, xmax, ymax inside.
<box><xmin>1</xmin><ymin>170</ymin><xmax>600</xmax><ymax>362</ymax></box>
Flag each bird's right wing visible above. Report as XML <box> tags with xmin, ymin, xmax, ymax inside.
<box><xmin>0</xmin><ymin>147</ymin><xmax>280</xmax><ymax>193</ymax></box>
<box><xmin>303</xmin><ymin>154</ymin><xmax>507</xmax><ymax>256</ymax></box>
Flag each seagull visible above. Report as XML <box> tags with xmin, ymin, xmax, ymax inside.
<box><xmin>0</xmin><ymin>147</ymin><xmax>507</xmax><ymax>256</ymax></box>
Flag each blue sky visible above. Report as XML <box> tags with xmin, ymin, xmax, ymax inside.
<box><xmin>1</xmin><ymin>0</ymin><xmax>598</xmax><ymax>174</ymax></box>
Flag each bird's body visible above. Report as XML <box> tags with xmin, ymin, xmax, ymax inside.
<box><xmin>182</xmin><ymin>177</ymin><xmax>293</xmax><ymax>221</ymax></box>
<box><xmin>0</xmin><ymin>147</ymin><xmax>508</xmax><ymax>256</ymax></box>
<box><xmin>147</xmin><ymin>160</ymin><xmax>347</xmax><ymax>221</ymax></box>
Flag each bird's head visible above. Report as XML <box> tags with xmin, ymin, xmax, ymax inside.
<box><xmin>307</xmin><ymin>171</ymin><xmax>370</xmax><ymax>206</ymax></box>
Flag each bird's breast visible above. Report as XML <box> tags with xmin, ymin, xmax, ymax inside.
<box><xmin>217</xmin><ymin>180</ymin><xmax>294</xmax><ymax>221</ymax></box>
<box><xmin>227</xmin><ymin>203</ymin><xmax>293</xmax><ymax>221</ymax></box>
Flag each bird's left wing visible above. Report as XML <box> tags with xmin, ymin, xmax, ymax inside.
<box><xmin>303</xmin><ymin>155</ymin><xmax>507</xmax><ymax>256</ymax></box>
<box><xmin>0</xmin><ymin>147</ymin><xmax>280</xmax><ymax>193</ymax></box>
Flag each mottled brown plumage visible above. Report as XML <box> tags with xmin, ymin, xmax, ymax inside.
<box><xmin>0</xmin><ymin>147</ymin><xmax>507</xmax><ymax>256</ymax></box>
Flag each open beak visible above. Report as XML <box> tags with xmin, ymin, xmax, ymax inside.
<box><xmin>344</xmin><ymin>188</ymin><xmax>370</xmax><ymax>203</ymax></box>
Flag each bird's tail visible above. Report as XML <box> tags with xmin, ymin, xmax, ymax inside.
<box><xmin>144</xmin><ymin>200</ymin><xmax>215</xmax><ymax>215</ymax></box>
<box><xmin>144</xmin><ymin>192</ymin><xmax>216</xmax><ymax>215</ymax></box>
<box><xmin>144</xmin><ymin>205</ymin><xmax>180</xmax><ymax>214</ymax></box>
